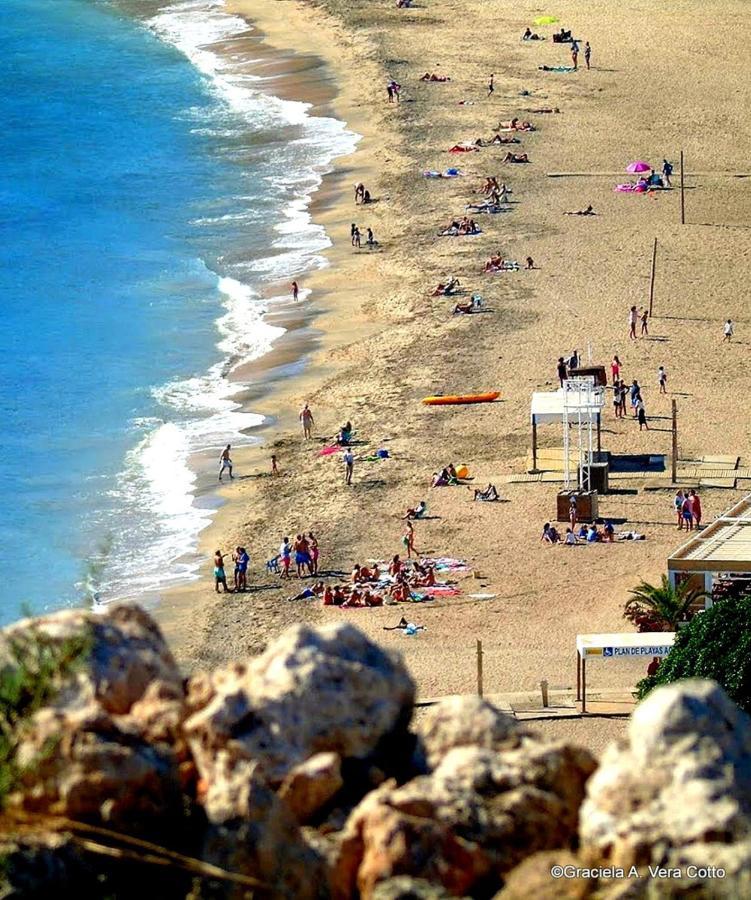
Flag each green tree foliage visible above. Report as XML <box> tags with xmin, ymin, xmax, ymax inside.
<box><xmin>624</xmin><ymin>575</ymin><xmax>707</xmax><ymax>632</ymax></box>
<box><xmin>637</xmin><ymin>593</ymin><xmax>751</xmax><ymax>710</ymax></box>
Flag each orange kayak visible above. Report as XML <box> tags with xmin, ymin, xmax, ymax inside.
<box><xmin>422</xmin><ymin>392</ymin><xmax>500</xmax><ymax>406</ymax></box>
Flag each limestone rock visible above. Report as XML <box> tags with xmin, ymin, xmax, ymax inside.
<box><xmin>333</xmin><ymin>739</ymin><xmax>596</xmax><ymax>898</ymax></box>
<box><xmin>579</xmin><ymin>680</ymin><xmax>751</xmax><ymax>894</ymax></box>
<box><xmin>184</xmin><ymin>622</ymin><xmax>415</xmax><ymax>794</ymax></box>
<box><xmin>495</xmin><ymin>850</ymin><xmax>594</xmax><ymax>899</ymax></box>
<box><xmin>372</xmin><ymin>876</ymin><xmax>459</xmax><ymax>899</ymax></box>
<box><xmin>278</xmin><ymin>751</ymin><xmax>344</xmax><ymax>823</ymax></box>
<box><xmin>199</xmin><ymin>765</ymin><xmax>328</xmax><ymax>899</ymax></box>
<box><xmin>1</xmin><ymin>603</ymin><xmax>183</xmax><ymax>715</ymax></box>
<box><xmin>415</xmin><ymin>696</ymin><xmax>527</xmax><ymax>771</ymax></box>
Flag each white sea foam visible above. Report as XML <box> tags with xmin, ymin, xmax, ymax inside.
<box><xmin>94</xmin><ymin>0</ymin><xmax>358</xmax><ymax>605</ymax></box>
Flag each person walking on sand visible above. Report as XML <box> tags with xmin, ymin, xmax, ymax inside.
<box><xmin>219</xmin><ymin>444</ymin><xmax>233</xmax><ymax>481</ymax></box>
<box><xmin>640</xmin><ymin>308</ymin><xmax>649</xmax><ymax>337</ymax></box>
<box><xmin>487</xmin><ymin>73</ymin><xmax>494</xmax><ymax>97</ymax></box>
<box><xmin>628</xmin><ymin>305</ymin><xmax>638</xmax><ymax>340</ymax></box>
<box><xmin>291</xmin><ymin>280</ymin><xmax>299</xmax><ymax>302</ymax></box>
<box><xmin>279</xmin><ymin>536</ymin><xmax>292</xmax><ymax>578</ymax></box>
<box><xmin>343</xmin><ymin>447</ymin><xmax>354</xmax><ymax>485</ymax></box>
<box><xmin>353</xmin><ymin>226</ymin><xmax>361</xmax><ymax>249</ymax></box>
<box><xmin>300</xmin><ymin>403</ymin><xmax>314</xmax><ymax>440</ymax></box>
<box><xmin>662</xmin><ymin>159</ymin><xmax>673</xmax><ymax>187</ymax></box>
<box><xmin>271</xmin><ymin>454</ymin><xmax>279</xmax><ymax>476</ymax></box>
<box><xmin>689</xmin><ymin>489</ymin><xmax>702</xmax><ymax>528</ymax></box>
<box><xmin>366</xmin><ymin>227</ymin><xmax>375</xmax><ymax>249</ymax></box>
<box><xmin>571</xmin><ymin>43</ymin><xmax>579</xmax><ymax>69</ymax></box>
<box><xmin>584</xmin><ymin>41</ymin><xmax>591</xmax><ymax>70</ymax></box>
<box><xmin>724</xmin><ymin>318</ymin><xmax>734</xmax><ymax>342</ymax></box>
<box><xmin>681</xmin><ymin>493</ymin><xmax>693</xmax><ymax>531</ymax></box>
<box><xmin>557</xmin><ymin>356</ymin><xmax>568</xmax><ymax>388</ymax></box>
<box><xmin>214</xmin><ymin>550</ymin><xmax>231</xmax><ymax>593</ymax></box>
<box><xmin>658</xmin><ymin>366</ymin><xmax>667</xmax><ymax>394</ymax></box>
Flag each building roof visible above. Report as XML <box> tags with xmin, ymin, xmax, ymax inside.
<box><xmin>668</xmin><ymin>492</ymin><xmax>751</xmax><ymax>573</ymax></box>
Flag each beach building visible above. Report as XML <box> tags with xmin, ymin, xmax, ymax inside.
<box><xmin>667</xmin><ymin>492</ymin><xmax>751</xmax><ymax>601</ymax></box>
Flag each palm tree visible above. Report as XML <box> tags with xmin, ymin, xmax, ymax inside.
<box><xmin>624</xmin><ymin>575</ymin><xmax>709</xmax><ymax>632</ymax></box>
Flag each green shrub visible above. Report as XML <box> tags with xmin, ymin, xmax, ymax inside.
<box><xmin>637</xmin><ymin>593</ymin><xmax>751</xmax><ymax>711</ymax></box>
<box><xmin>0</xmin><ymin>627</ymin><xmax>91</xmax><ymax>805</ymax></box>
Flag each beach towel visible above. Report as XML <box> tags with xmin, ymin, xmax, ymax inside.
<box><xmin>539</xmin><ymin>65</ymin><xmax>575</xmax><ymax>73</ymax></box>
<box><xmin>318</xmin><ymin>445</ymin><xmax>341</xmax><ymax>456</ymax></box>
<box><xmin>615</xmin><ymin>183</ymin><xmax>648</xmax><ymax>193</ymax></box>
<box><xmin>469</xmin><ymin>593</ymin><xmax>498</xmax><ymax>599</ymax></box>
<box><xmin>448</xmin><ymin>144</ymin><xmax>478</xmax><ymax>153</ymax></box>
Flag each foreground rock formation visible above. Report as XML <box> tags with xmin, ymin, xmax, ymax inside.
<box><xmin>0</xmin><ymin>605</ymin><xmax>749</xmax><ymax>898</ymax></box>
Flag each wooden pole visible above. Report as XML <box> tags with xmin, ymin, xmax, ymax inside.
<box><xmin>680</xmin><ymin>151</ymin><xmax>685</xmax><ymax>225</ymax></box>
<box><xmin>648</xmin><ymin>237</ymin><xmax>658</xmax><ymax>317</ymax></box>
<box><xmin>671</xmin><ymin>400</ymin><xmax>678</xmax><ymax>483</ymax></box>
<box><xmin>476</xmin><ymin>639</ymin><xmax>484</xmax><ymax>698</ymax></box>
<box><xmin>540</xmin><ymin>679</ymin><xmax>549</xmax><ymax>708</ymax></box>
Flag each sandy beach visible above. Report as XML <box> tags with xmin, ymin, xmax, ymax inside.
<box><xmin>156</xmin><ymin>0</ymin><xmax>751</xmax><ymax>754</ymax></box>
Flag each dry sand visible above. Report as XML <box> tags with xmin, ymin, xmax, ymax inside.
<box><xmin>155</xmin><ymin>0</ymin><xmax>751</xmax><ymax>755</ymax></box>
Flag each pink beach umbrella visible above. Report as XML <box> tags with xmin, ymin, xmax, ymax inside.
<box><xmin>626</xmin><ymin>160</ymin><xmax>651</xmax><ymax>174</ymax></box>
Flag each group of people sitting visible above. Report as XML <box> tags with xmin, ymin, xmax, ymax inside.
<box><xmin>320</xmin><ymin>555</ymin><xmax>442</xmax><ymax>607</ymax></box>
<box><xmin>552</xmin><ymin>28</ymin><xmax>573</xmax><ymax>43</ymax></box>
<box><xmin>542</xmin><ymin>520</ymin><xmax>616</xmax><ymax>544</ymax></box>
<box><xmin>439</xmin><ymin>217</ymin><xmax>480</xmax><ymax>236</ymax></box>
<box><xmin>432</xmin><ymin>464</ymin><xmax>464</xmax><ymax>486</ymax></box>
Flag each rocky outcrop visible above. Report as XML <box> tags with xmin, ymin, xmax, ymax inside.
<box><xmin>5</xmin><ymin>606</ymin><xmax>751</xmax><ymax>900</ymax></box>
<box><xmin>580</xmin><ymin>679</ymin><xmax>751</xmax><ymax>896</ymax></box>
<box><xmin>333</xmin><ymin>733</ymin><xmax>596</xmax><ymax>897</ymax></box>
<box><xmin>183</xmin><ymin>622</ymin><xmax>415</xmax><ymax>809</ymax></box>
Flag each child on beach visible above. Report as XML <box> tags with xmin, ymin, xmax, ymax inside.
<box><xmin>724</xmin><ymin>319</ymin><xmax>734</xmax><ymax>341</ymax></box>
<box><xmin>271</xmin><ymin>454</ymin><xmax>279</xmax><ymax>476</ymax></box>
<box><xmin>611</xmin><ymin>355</ymin><xmax>621</xmax><ymax>383</ymax></box>
<box><xmin>628</xmin><ymin>305</ymin><xmax>638</xmax><ymax>340</ymax></box>
<box><xmin>343</xmin><ymin>448</ymin><xmax>354</xmax><ymax>485</ymax></box>
<box><xmin>280</xmin><ymin>537</ymin><xmax>292</xmax><ymax>577</ymax></box>
<box><xmin>658</xmin><ymin>366</ymin><xmax>667</xmax><ymax>394</ymax></box>
<box><xmin>584</xmin><ymin>42</ymin><xmax>591</xmax><ymax>69</ymax></box>
<box><xmin>640</xmin><ymin>308</ymin><xmax>649</xmax><ymax>336</ymax></box>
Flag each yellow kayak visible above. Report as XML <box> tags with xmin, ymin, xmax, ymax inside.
<box><xmin>422</xmin><ymin>392</ymin><xmax>500</xmax><ymax>406</ymax></box>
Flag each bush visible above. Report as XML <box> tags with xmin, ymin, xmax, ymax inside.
<box><xmin>0</xmin><ymin>627</ymin><xmax>90</xmax><ymax>805</ymax></box>
<box><xmin>637</xmin><ymin>593</ymin><xmax>751</xmax><ymax>711</ymax></box>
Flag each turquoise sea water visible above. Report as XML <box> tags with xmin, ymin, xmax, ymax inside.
<box><xmin>0</xmin><ymin>0</ymin><xmax>355</xmax><ymax>622</ymax></box>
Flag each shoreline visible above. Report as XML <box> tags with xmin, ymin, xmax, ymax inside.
<box><xmin>154</xmin><ymin>0</ymin><xmax>386</xmax><ymax>654</ymax></box>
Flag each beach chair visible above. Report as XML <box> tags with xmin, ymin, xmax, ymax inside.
<box><xmin>266</xmin><ymin>555</ymin><xmax>281</xmax><ymax>574</ymax></box>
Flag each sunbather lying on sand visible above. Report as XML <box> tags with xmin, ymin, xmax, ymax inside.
<box><xmin>504</xmin><ymin>152</ymin><xmax>529</xmax><ymax>163</ymax></box>
<box><xmin>474</xmin><ymin>135</ymin><xmax>520</xmax><ymax>146</ymax></box>
<box><xmin>483</xmin><ymin>255</ymin><xmax>519</xmax><ymax>273</ymax></box>
<box><xmin>439</xmin><ymin>217</ymin><xmax>480</xmax><ymax>236</ymax></box>
<box><xmin>383</xmin><ymin>616</ymin><xmax>425</xmax><ymax>631</ymax></box>
<box><xmin>538</xmin><ymin>65</ymin><xmax>575</xmax><ymax>72</ymax></box>
<box><xmin>431</xmin><ymin>277</ymin><xmax>460</xmax><ymax>296</ymax></box>
<box><xmin>453</xmin><ymin>295</ymin><xmax>483</xmax><ymax>314</ymax></box>
<box><xmin>466</xmin><ymin>201</ymin><xmax>506</xmax><ymax>214</ymax></box>
<box><xmin>498</xmin><ymin>118</ymin><xmax>535</xmax><ymax>132</ymax></box>
<box><xmin>565</xmin><ymin>205</ymin><xmax>595</xmax><ymax>215</ymax></box>
<box><xmin>448</xmin><ymin>144</ymin><xmax>479</xmax><ymax>153</ymax></box>
<box><xmin>420</xmin><ymin>72</ymin><xmax>451</xmax><ymax>81</ymax></box>
<box><xmin>522</xmin><ymin>28</ymin><xmax>544</xmax><ymax>40</ymax></box>
<box><xmin>473</xmin><ymin>484</ymin><xmax>501</xmax><ymax>501</ymax></box>
<box><xmin>525</xmin><ymin>107</ymin><xmax>560</xmax><ymax>113</ymax></box>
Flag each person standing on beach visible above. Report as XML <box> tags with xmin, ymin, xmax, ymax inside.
<box><xmin>214</xmin><ymin>550</ymin><xmax>231</xmax><ymax>593</ymax></box>
<box><xmin>674</xmin><ymin>490</ymin><xmax>685</xmax><ymax>528</ymax></box>
<box><xmin>662</xmin><ymin>159</ymin><xmax>673</xmax><ymax>186</ymax></box>
<box><xmin>366</xmin><ymin>227</ymin><xmax>375</xmax><ymax>249</ymax></box>
<box><xmin>571</xmin><ymin>43</ymin><xmax>579</xmax><ymax>69</ymax></box>
<box><xmin>402</xmin><ymin>520</ymin><xmax>418</xmax><ymax>559</ymax></box>
<box><xmin>611</xmin><ymin>355</ymin><xmax>621</xmax><ymax>384</ymax></box>
<box><xmin>557</xmin><ymin>356</ymin><xmax>568</xmax><ymax>388</ymax></box>
<box><xmin>219</xmin><ymin>444</ymin><xmax>233</xmax><ymax>481</ymax></box>
<box><xmin>724</xmin><ymin>319</ymin><xmax>734</xmax><ymax>341</ymax></box>
<box><xmin>637</xmin><ymin>398</ymin><xmax>649</xmax><ymax>430</ymax></box>
<box><xmin>613</xmin><ymin>381</ymin><xmax>622</xmax><ymax>419</ymax></box>
<box><xmin>343</xmin><ymin>447</ymin><xmax>354</xmax><ymax>485</ymax></box>
<box><xmin>279</xmin><ymin>536</ymin><xmax>292</xmax><ymax>578</ymax></box>
<box><xmin>487</xmin><ymin>73</ymin><xmax>494</xmax><ymax>97</ymax></box>
<box><xmin>628</xmin><ymin>305</ymin><xmax>638</xmax><ymax>340</ymax></box>
<box><xmin>271</xmin><ymin>454</ymin><xmax>279</xmax><ymax>476</ymax></box>
<box><xmin>584</xmin><ymin>41</ymin><xmax>591</xmax><ymax>70</ymax></box>
<box><xmin>640</xmin><ymin>308</ymin><xmax>649</xmax><ymax>337</ymax></box>
<box><xmin>387</xmin><ymin>83</ymin><xmax>394</xmax><ymax>102</ymax></box>
<box><xmin>689</xmin><ymin>489</ymin><xmax>702</xmax><ymax>528</ymax></box>
<box><xmin>658</xmin><ymin>366</ymin><xmax>667</xmax><ymax>394</ymax></box>
<box><xmin>569</xmin><ymin>495</ymin><xmax>578</xmax><ymax>531</ymax></box>
<box><xmin>353</xmin><ymin>226</ymin><xmax>361</xmax><ymax>249</ymax></box>
<box><xmin>619</xmin><ymin>379</ymin><xmax>627</xmax><ymax>417</ymax></box>
<box><xmin>300</xmin><ymin>403</ymin><xmax>314</xmax><ymax>440</ymax></box>
<box><xmin>308</xmin><ymin>531</ymin><xmax>319</xmax><ymax>575</ymax></box>
<box><xmin>291</xmin><ymin>281</ymin><xmax>299</xmax><ymax>302</ymax></box>
<box><xmin>629</xmin><ymin>380</ymin><xmax>641</xmax><ymax>417</ymax></box>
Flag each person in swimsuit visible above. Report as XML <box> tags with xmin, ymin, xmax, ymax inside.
<box><xmin>308</xmin><ymin>531</ymin><xmax>319</xmax><ymax>575</ymax></box>
<box><xmin>584</xmin><ymin>42</ymin><xmax>591</xmax><ymax>69</ymax></box>
<box><xmin>681</xmin><ymin>494</ymin><xmax>694</xmax><ymax>530</ymax></box>
<box><xmin>629</xmin><ymin>306</ymin><xmax>638</xmax><ymax>340</ymax></box>
<box><xmin>343</xmin><ymin>448</ymin><xmax>354</xmax><ymax>485</ymax></box>
<box><xmin>294</xmin><ymin>534</ymin><xmax>312</xmax><ymax>577</ymax></box>
<box><xmin>487</xmin><ymin>73</ymin><xmax>494</xmax><ymax>96</ymax></box>
<box><xmin>689</xmin><ymin>490</ymin><xmax>702</xmax><ymax>528</ymax></box>
<box><xmin>640</xmin><ymin>308</ymin><xmax>649</xmax><ymax>336</ymax></box>
<box><xmin>279</xmin><ymin>536</ymin><xmax>292</xmax><ymax>578</ymax></box>
<box><xmin>214</xmin><ymin>550</ymin><xmax>230</xmax><ymax>593</ymax></box>
<box><xmin>300</xmin><ymin>403</ymin><xmax>314</xmax><ymax>440</ymax></box>
<box><xmin>402</xmin><ymin>520</ymin><xmax>418</xmax><ymax>558</ymax></box>
<box><xmin>658</xmin><ymin>366</ymin><xmax>667</xmax><ymax>394</ymax></box>
<box><xmin>611</xmin><ymin>355</ymin><xmax>621</xmax><ymax>383</ymax></box>
<box><xmin>219</xmin><ymin>444</ymin><xmax>233</xmax><ymax>481</ymax></box>
<box><xmin>291</xmin><ymin>280</ymin><xmax>299</xmax><ymax>301</ymax></box>
<box><xmin>271</xmin><ymin>453</ymin><xmax>279</xmax><ymax>476</ymax></box>
<box><xmin>234</xmin><ymin>546</ymin><xmax>248</xmax><ymax>592</ymax></box>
